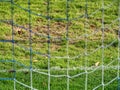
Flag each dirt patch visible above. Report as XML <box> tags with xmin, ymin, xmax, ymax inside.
<box><xmin>34</xmin><ymin>21</ymin><xmax>66</xmax><ymax>37</ymax></box>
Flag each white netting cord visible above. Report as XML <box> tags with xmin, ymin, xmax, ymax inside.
<box><xmin>47</xmin><ymin>0</ymin><xmax>51</xmax><ymax>90</ymax></box>
<box><xmin>85</xmin><ymin>0</ymin><xmax>88</xmax><ymax>90</ymax></box>
<box><xmin>101</xmin><ymin>0</ymin><xmax>105</xmax><ymax>89</ymax></box>
<box><xmin>66</xmin><ymin>0</ymin><xmax>70</xmax><ymax>90</ymax></box>
<box><xmin>0</xmin><ymin>0</ymin><xmax>119</xmax><ymax>90</ymax></box>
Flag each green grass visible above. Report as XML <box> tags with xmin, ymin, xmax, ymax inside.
<box><xmin>0</xmin><ymin>69</ymin><xmax>119</xmax><ymax>90</ymax></box>
<box><xmin>0</xmin><ymin>0</ymin><xmax>120</xmax><ymax>90</ymax></box>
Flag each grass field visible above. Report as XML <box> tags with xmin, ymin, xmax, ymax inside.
<box><xmin>0</xmin><ymin>0</ymin><xmax>120</xmax><ymax>90</ymax></box>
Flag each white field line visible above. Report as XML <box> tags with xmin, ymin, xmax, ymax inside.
<box><xmin>0</xmin><ymin>65</ymin><xmax>120</xmax><ymax>72</ymax></box>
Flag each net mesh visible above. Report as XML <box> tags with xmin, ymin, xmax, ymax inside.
<box><xmin>0</xmin><ymin>0</ymin><xmax>120</xmax><ymax>90</ymax></box>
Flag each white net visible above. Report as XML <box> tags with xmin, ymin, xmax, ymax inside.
<box><xmin>0</xmin><ymin>0</ymin><xmax>120</xmax><ymax>90</ymax></box>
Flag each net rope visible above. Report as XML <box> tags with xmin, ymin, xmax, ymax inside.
<box><xmin>0</xmin><ymin>0</ymin><xmax>120</xmax><ymax>90</ymax></box>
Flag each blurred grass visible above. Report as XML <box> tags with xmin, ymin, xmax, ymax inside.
<box><xmin>0</xmin><ymin>0</ymin><xmax>119</xmax><ymax>90</ymax></box>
